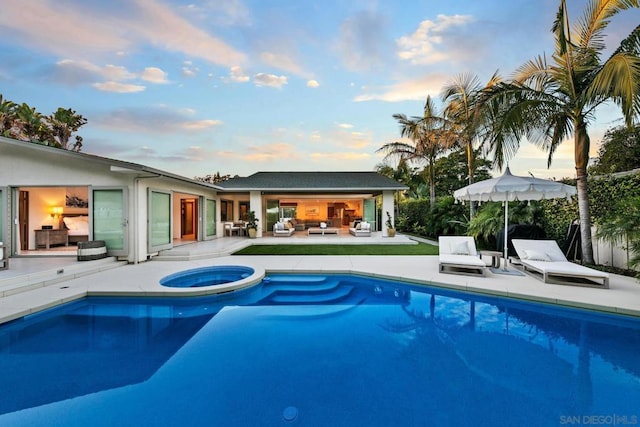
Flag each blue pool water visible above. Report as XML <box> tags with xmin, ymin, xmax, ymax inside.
<box><xmin>0</xmin><ymin>274</ymin><xmax>639</xmax><ymax>426</ymax></box>
<box><xmin>159</xmin><ymin>265</ymin><xmax>254</xmax><ymax>288</ymax></box>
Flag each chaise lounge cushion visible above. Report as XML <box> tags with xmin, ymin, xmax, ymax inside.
<box><xmin>512</xmin><ymin>239</ymin><xmax>609</xmax><ymax>288</ymax></box>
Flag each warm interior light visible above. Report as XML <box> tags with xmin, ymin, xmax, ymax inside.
<box><xmin>50</xmin><ymin>206</ymin><xmax>63</xmax><ymax>218</ymax></box>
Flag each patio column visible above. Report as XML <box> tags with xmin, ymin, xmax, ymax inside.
<box><xmin>249</xmin><ymin>191</ymin><xmax>263</xmax><ymax>238</ymax></box>
<box><xmin>382</xmin><ymin>190</ymin><xmax>395</xmax><ymax>237</ymax></box>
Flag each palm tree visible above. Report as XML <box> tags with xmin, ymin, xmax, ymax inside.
<box><xmin>441</xmin><ymin>72</ymin><xmax>501</xmax><ymax>216</ymax></box>
<box><xmin>484</xmin><ymin>0</ymin><xmax>640</xmax><ymax>264</ymax></box>
<box><xmin>377</xmin><ymin>96</ymin><xmax>456</xmax><ymax>209</ymax></box>
<box><xmin>48</xmin><ymin>107</ymin><xmax>87</xmax><ymax>151</ymax></box>
<box><xmin>0</xmin><ymin>94</ymin><xmax>17</xmax><ymax>136</ymax></box>
<box><xmin>14</xmin><ymin>103</ymin><xmax>44</xmax><ymax>142</ymax></box>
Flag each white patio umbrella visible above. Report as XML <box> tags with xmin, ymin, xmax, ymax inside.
<box><xmin>453</xmin><ymin>167</ymin><xmax>577</xmax><ymax>270</ymax></box>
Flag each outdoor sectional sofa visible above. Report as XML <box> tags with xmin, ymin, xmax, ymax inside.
<box><xmin>349</xmin><ymin>221</ymin><xmax>372</xmax><ymax>237</ymax></box>
<box><xmin>273</xmin><ymin>221</ymin><xmax>295</xmax><ymax>237</ymax></box>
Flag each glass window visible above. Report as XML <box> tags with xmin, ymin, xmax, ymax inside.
<box><xmin>93</xmin><ymin>189</ymin><xmax>125</xmax><ymax>250</ymax></box>
<box><xmin>239</xmin><ymin>201</ymin><xmax>250</xmax><ymax>221</ymax></box>
<box><xmin>149</xmin><ymin>190</ymin><xmax>171</xmax><ymax>248</ymax></box>
<box><xmin>220</xmin><ymin>200</ymin><xmax>233</xmax><ymax>222</ymax></box>
<box><xmin>205</xmin><ymin>199</ymin><xmax>216</xmax><ymax>237</ymax></box>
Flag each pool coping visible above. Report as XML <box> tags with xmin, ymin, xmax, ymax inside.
<box><xmin>1</xmin><ymin>254</ymin><xmax>639</xmax><ymax>325</ymax></box>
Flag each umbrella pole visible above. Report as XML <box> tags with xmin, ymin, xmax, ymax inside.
<box><xmin>503</xmin><ymin>197</ymin><xmax>509</xmax><ymax>270</ymax></box>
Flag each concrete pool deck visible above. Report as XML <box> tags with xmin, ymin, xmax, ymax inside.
<box><xmin>1</xmin><ymin>234</ymin><xmax>639</xmax><ymax>324</ymax></box>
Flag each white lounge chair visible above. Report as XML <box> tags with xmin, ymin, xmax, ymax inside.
<box><xmin>438</xmin><ymin>236</ymin><xmax>487</xmax><ymax>277</ymax></box>
<box><xmin>512</xmin><ymin>239</ymin><xmax>609</xmax><ymax>288</ymax></box>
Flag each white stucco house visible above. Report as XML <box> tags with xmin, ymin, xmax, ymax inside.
<box><xmin>0</xmin><ymin>136</ymin><xmax>407</xmax><ymax>263</ymax></box>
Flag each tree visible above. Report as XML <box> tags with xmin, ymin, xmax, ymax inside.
<box><xmin>377</xmin><ymin>96</ymin><xmax>456</xmax><ymax>209</ymax></box>
<box><xmin>485</xmin><ymin>0</ymin><xmax>640</xmax><ymax>264</ymax></box>
<box><xmin>433</xmin><ymin>150</ymin><xmax>493</xmax><ymax>198</ymax></box>
<box><xmin>194</xmin><ymin>172</ymin><xmax>232</xmax><ymax>184</ymax></box>
<box><xmin>595</xmin><ymin>196</ymin><xmax>640</xmax><ymax>272</ymax></box>
<box><xmin>441</xmin><ymin>72</ymin><xmax>501</xmax><ymax>216</ymax></box>
<box><xmin>48</xmin><ymin>107</ymin><xmax>87</xmax><ymax>151</ymax></box>
<box><xmin>14</xmin><ymin>103</ymin><xmax>44</xmax><ymax>142</ymax></box>
<box><xmin>0</xmin><ymin>94</ymin><xmax>87</xmax><ymax>151</ymax></box>
<box><xmin>0</xmin><ymin>94</ymin><xmax>17</xmax><ymax>136</ymax></box>
<box><xmin>589</xmin><ymin>125</ymin><xmax>640</xmax><ymax>174</ymax></box>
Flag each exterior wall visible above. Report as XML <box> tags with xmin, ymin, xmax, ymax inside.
<box><xmin>381</xmin><ymin>191</ymin><xmax>395</xmax><ymax>237</ymax></box>
<box><xmin>0</xmin><ymin>139</ymin><xmax>219</xmax><ymax>263</ymax></box>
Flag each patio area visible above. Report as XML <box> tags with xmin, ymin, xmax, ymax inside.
<box><xmin>1</xmin><ymin>232</ymin><xmax>639</xmax><ymax>326</ymax></box>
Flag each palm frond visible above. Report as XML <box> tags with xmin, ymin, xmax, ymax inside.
<box><xmin>589</xmin><ymin>52</ymin><xmax>640</xmax><ymax>124</ymax></box>
<box><xmin>575</xmin><ymin>0</ymin><xmax>639</xmax><ymax>53</ymax></box>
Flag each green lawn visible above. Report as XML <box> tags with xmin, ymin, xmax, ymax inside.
<box><xmin>232</xmin><ymin>243</ymin><xmax>439</xmax><ymax>256</ymax></box>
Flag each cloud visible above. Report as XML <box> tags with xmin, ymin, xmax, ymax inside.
<box><xmin>94</xmin><ymin>105</ymin><xmax>223</xmax><ymax>133</ymax></box>
<box><xmin>353</xmin><ymin>74</ymin><xmax>449</xmax><ymax>102</ymax></box>
<box><xmin>49</xmin><ymin>60</ymin><xmax>170</xmax><ymax>89</ymax></box>
<box><xmin>242</xmin><ymin>142</ymin><xmax>300</xmax><ymax>162</ymax></box>
<box><xmin>260</xmin><ymin>51</ymin><xmax>308</xmax><ymax>78</ymax></box>
<box><xmin>182</xmin><ymin>119</ymin><xmax>223</xmax><ymax>130</ymax></box>
<box><xmin>254</xmin><ymin>73</ymin><xmax>288</xmax><ymax>88</ymax></box>
<box><xmin>133</xmin><ymin>0</ymin><xmax>247</xmax><ymax>67</ymax></box>
<box><xmin>228</xmin><ymin>66</ymin><xmax>250</xmax><ymax>83</ymax></box>
<box><xmin>93</xmin><ymin>82</ymin><xmax>146</xmax><ymax>93</ymax></box>
<box><xmin>0</xmin><ymin>1</ymin><xmax>133</xmax><ymax>58</ymax></box>
<box><xmin>337</xmin><ymin>123</ymin><xmax>353</xmax><ymax>129</ymax></box>
<box><xmin>306</xmin><ymin>80</ymin><xmax>320</xmax><ymax>88</ymax></box>
<box><xmin>397</xmin><ymin>14</ymin><xmax>475</xmax><ymax>65</ymax></box>
<box><xmin>310</xmin><ymin>152</ymin><xmax>372</xmax><ymax>161</ymax></box>
<box><xmin>0</xmin><ymin>0</ymin><xmax>246</xmax><ymax>67</ymax></box>
<box><xmin>141</xmin><ymin>67</ymin><xmax>169</xmax><ymax>83</ymax></box>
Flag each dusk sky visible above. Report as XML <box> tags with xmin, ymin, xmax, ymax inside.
<box><xmin>1</xmin><ymin>0</ymin><xmax>638</xmax><ymax>180</ymax></box>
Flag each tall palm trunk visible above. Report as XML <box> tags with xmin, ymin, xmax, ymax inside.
<box><xmin>575</xmin><ymin>120</ymin><xmax>595</xmax><ymax>264</ymax></box>
<box><xmin>428</xmin><ymin>164</ymin><xmax>436</xmax><ymax>209</ymax></box>
<box><xmin>466</xmin><ymin>139</ymin><xmax>476</xmax><ymax>217</ymax></box>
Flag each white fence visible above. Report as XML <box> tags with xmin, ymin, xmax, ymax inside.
<box><xmin>592</xmin><ymin>228</ymin><xmax>639</xmax><ymax>272</ymax></box>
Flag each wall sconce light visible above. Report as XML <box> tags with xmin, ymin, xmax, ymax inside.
<box><xmin>50</xmin><ymin>206</ymin><xmax>63</xmax><ymax>218</ymax></box>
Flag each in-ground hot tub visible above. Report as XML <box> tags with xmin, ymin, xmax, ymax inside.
<box><xmin>160</xmin><ymin>265</ymin><xmax>255</xmax><ymax>288</ymax></box>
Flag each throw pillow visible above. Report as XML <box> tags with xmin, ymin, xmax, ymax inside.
<box><xmin>451</xmin><ymin>241</ymin><xmax>470</xmax><ymax>255</ymax></box>
<box><xmin>275</xmin><ymin>222</ymin><xmax>283</xmax><ymax>231</ymax></box>
<box><xmin>361</xmin><ymin>222</ymin><xmax>370</xmax><ymax>231</ymax></box>
<box><xmin>524</xmin><ymin>249</ymin><xmax>551</xmax><ymax>261</ymax></box>
<box><xmin>356</xmin><ymin>223</ymin><xmax>362</xmax><ymax>230</ymax></box>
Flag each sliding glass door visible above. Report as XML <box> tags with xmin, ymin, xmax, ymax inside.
<box><xmin>148</xmin><ymin>189</ymin><xmax>172</xmax><ymax>252</ymax></box>
<box><xmin>92</xmin><ymin>187</ymin><xmax>128</xmax><ymax>256</ymax></box>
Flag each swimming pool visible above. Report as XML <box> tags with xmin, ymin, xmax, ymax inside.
<box><xmin>0</xmin><ymin>273</ymin><xmax>638</xmax><ymax>426</ymax></box>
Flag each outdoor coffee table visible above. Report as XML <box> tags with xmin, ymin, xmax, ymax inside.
<box><xmin>307</xmin><ymin>227</ymin><xmax>339</xmax><ymax>235</ymax></box>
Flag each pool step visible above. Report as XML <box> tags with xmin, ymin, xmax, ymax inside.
<box><xmin>267</xmin><ymin>285</ymin><xmax>355</xmax><ymax>305</ymax></box>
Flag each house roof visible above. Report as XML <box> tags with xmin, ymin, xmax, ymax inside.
<box><xmin>0</xmin><ymin>136</ymin><xmax>222</xmax><ymax>190</ymax></box>
<box><xmin>1</xmin><ymin>137</ymin><xmax>407</xmax><ymax>193</ymax></box>
<box><xmin>217</xmin><ymin>171</ymin><xmax>408</xmax><ymax>192</ymax></box>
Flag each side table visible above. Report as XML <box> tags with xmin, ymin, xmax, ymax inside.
<box><xmin>480</xmin><ymin>250</ymin><xmax>502</xmax><ymax>268</ymax></box>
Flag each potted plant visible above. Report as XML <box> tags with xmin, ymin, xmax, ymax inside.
<box><xmin>246</xmin><ymin>210</ymin><xmax>259</xmax><ymax>238</ymax></box>
<box><xmin>385</xmin><ymin>211</ymin><xmax>396</xmax><ymax>237</ymax></box>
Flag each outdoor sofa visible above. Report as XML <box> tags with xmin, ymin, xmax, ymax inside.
<box><xmin>273</xmin><ymin>221</ymin><xmax>295</xmax><ymax>237</ymax></box>
<box><xmin>349</xmin><ymin>221</ymin><xmax>372</xmax><ymax>237</ymax></box>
